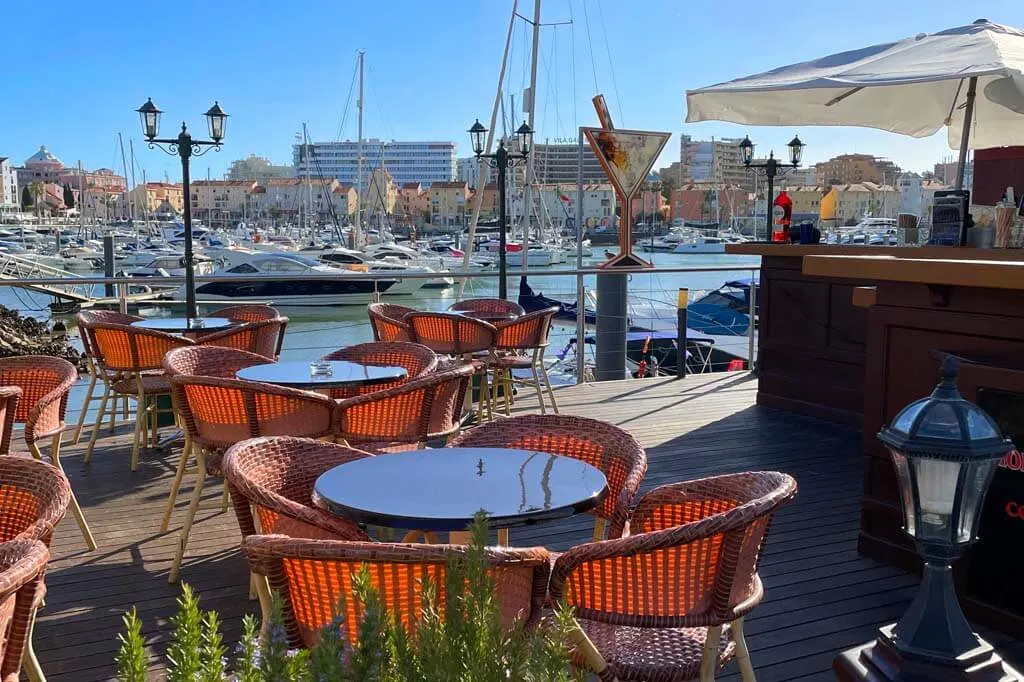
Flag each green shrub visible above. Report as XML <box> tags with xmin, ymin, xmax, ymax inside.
<box><xmin>116</xmin><ymin>515</ymin><xmax>580</xmax><ymax>681</ymax></box>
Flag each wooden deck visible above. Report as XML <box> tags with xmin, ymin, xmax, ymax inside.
<box><xmin>27</xmin><ymin>372</ymin><xmax>1024</xmax><ymax>681</ymax></box>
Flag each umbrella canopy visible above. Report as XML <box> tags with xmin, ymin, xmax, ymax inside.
<box><xmin>686</xmin><ymin>19</ymin><xmax>1024</xmax><ymax>155</ymax></box>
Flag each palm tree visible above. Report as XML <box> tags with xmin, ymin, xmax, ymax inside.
<box><xmin>28</xmin><ymin>181</ymin><xmax>44</xmax><ymax>219</ymax></box>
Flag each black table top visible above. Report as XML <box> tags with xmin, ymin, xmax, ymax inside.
<box><xmin>131</xmin><ymin>317</ymin><xmax>235</xmax><ymax>333</ymax></box>
<box><xmin>312</xmin><ymin>447</ymin><xmax>608</xmax><ymax>531</ymax></box>
<box><xmin>236</xmin><ymin>360</ymin><xmax>407</xmax><ymax>389</ymax></box>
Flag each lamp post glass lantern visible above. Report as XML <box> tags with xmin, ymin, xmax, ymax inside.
<box><xmin>741</xmin><ymin>134</ymin><xmax>804</xmax><ymax>242</ymax></box>
<box><xmin>136</xmin><ymin>98</ymin><xmax>227</xmax><ymax>319</ymax></box>
<box><xmin>835</xmin><ymin>356</ymin><xmax>1019</xmax><ymax>681</ymax></box>
<box><xmin>468</xmin><ymin>119</ymin><xmax>532</xmax><ymax>299</ymax></box>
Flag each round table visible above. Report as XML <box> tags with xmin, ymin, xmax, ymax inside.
<box><xmin>131</xmin><ymin>317</ymin><xmax>235</xmax><ymax>333</ymax></box>
<box><xmin>312</xmin><ymin>447</ymin><xmax>608</xmax><ymax>533</ymax></box>
<box><xmin>236</xmin><ymin>360</ymin><xmax>407</xmax><ymax>390</ymax></box>
<box><xmin>448</xmin><ymin>309</ymin><xmax>520</xmax><ymax>323</ymax></box>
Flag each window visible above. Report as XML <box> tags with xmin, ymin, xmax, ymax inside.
<box><xmin>227</xmin><ymin>263</ymin><xmax>258</xmax><ymax>274</ymax></box>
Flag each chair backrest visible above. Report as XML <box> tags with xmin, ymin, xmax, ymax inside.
<box><xmin>223</xmin><ymin>436</ymin><xmax>372</xmax><ymax>542</ymax></box>
<box><xmin>493</xmin><ymin>306</ymin><xmax>558</xmax><ymax>351</ymax></box>
<box><xmin>449</xmin><ymin>298</ymin><xmax>525</xmax><ymax>316</ymax></box>
<box><xmin>367</xmin><ymin>302</ymin><xmax>415</xmax><ymax>342</ymax></box>
<box><xmin>406</xmin><ymin>312</ymin><xmax>496</xmax><ymax>355</ymax></box>
<box><xmin>0</xmin><ymin>388</ymin><xmax>20</xmax><ymax>456</ymax></box>
<box><xmin>89</xmin><ymin>322</ymin><xmax>194</xmax><ymax>373</ymax></box>
<box><xmin>214</xmin><ymin>304</ymin><xmax>281</xmax><ymax>323</ymax></box>
<box><xmin>244</xmin><ymin>534</ymin><xmax>551</xmax><ymax>648</ymax></box>
<box><xmin>76</xmin><ymin>311</ymin><xmax>143</xmax><ymax>358</ymax></box>
<box><xmin>0</xmin><ymin>455</ymin><xmax>71</xmax><ymax>545</ymax></box>
<box><xmin>449</xmin><ymin>414</ymin><xmax>646</xmax><ymax>538</ymax></box>
<box><xmin>0</xmin><ymin>355</ymin><xmax>78</xmax><ymax>447</ymax></box>
<box><xmin>549</xmin><ymin>471</ymin><xmax>797</xmax><ymax>628</ymax></box>
<box><xmin>319</xmin><ymin>341</ymin><xmax>437</xmax><ymax>399</ymax></box>
<box><xmin>170</xmin><ymin>375</ymin><xmax>335</xmax><ymax>451</ymax></box>
<box><xmin>0</xmin><ymin>539</ymin><xmax>50</xmax><ymax>681</ymax></box>
<box><xmin>195</xmin><ymin>318</ymin><xmax>289</xmax><ymax>360</ymax></box>
<box><xmin>163</xmin><ymin>345</ymin><xmax>269</xmax><ymax>379</ymax></box>
<box><xmin>334</xmin><ymin>363</ymin><xmax>474</xmax><ymax>446</ymax></box>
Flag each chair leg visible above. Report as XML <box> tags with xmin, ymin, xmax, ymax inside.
<box><xmin>592</xmin><ymin>518</ymin><xmax>607</xmax><ymax>542</ymax></box>
<box><xmin>700</xmin><ymin>624</ymin><xmax>723</xmax><ymax>682</ymax></box>
<box><xmin>83</xmin><ymin>383</ymin><xmax>111</xmax><ymax>465</ymax></box>
<box><xmin>161</xmin><ymin>437</ymin><xmax>192</xmax><ymax>533</ymax></box>
<box><xmin>530</xmin><ymin>363</ymin><xmax>546</xmax><ymax>415</ymax></box>
<box><xmin>169</xmin><ymin>450</ymin><xmax>207</xmax><ymax>584</ymax></box>
<box><xmin>72</xmin><ymin>369</ymin><xmax>97</xmax><ymax>445</ymax></box>
<box><xmin>130</xmin><ymin>379</ymin><xmax>146</xmax><ymax>472</ymax></box>
<box><xmin>540</xmin><ymin>356</ymin><xmax>559</xmax><ymax>414</ymax></box>
<box><xmin>567</xmin><ymin>621</ymin><xmax>615</xmax><ymax>681</ymax></box>
<box><xmin>497</xmin><ymin>528</ymin><xmax>509</xmax><ymax>546</ymax></box>
<box><xmin>21</xmin><ymin>612</ymin><xmax>45</xmax><ymax>682</ymax></box>
<box><xmin>37</xmin><ymin>436</ymin><xmax>98</xmax><ymax>551</ymax></box>
<box><xmin>221</xmin><ymin>484</ymin><xmax>230</xmax><ymax>512</ymax></box>
<box><xmin>732</xmin><ymin>617</ymin><xmax>756</xmax><ymax>682</ymax></box>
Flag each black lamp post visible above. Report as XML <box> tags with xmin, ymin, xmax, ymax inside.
<box><xmin>740</xmin><ymin>134</ymin><xmax>804</xmax><ymax>242</ymax></box>
<box><xmin>469</xmin><ymin>119</ymin><xmax>532</xmax><ymax>300</ymax></box>
<box><xmin>835</xmin><ymin>356</ymin><xmax>1020</xmax><ymax>682</ymax></box>
<box><xmin>136</xmin><ymin>98</ymin><xmax>228</xmax><ymax>319</ymax></box>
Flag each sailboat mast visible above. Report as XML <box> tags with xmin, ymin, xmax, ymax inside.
<box><xmin>77</xmin><ymin>161</ymin><xmax>85</xmax><ymax>236</ymax></box>
<box><xmin>355</xmin><ymin>50</ymin><xmax>365</xmax><ymax>249</ymax></box>
<box><xmin>118</xmin><ymin>133</ymin><xmax>133</xmax><ymax>222</ymax></box>
<box><xmin>521</xmin><ymin>0</ymin><xmax>541</xmax><ymax>271</ymax></box>
<box><xmin>303</xmin><ymin>123</ymin><xmax>313</xmax><ymax>236</ymax></box>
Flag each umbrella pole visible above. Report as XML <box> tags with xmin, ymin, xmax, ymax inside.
<box><xmin>955</xmin><ymin>77</ymin><xmax>977</xmax><ymax>191</ymax></box>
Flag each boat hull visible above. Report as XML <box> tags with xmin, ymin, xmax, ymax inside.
<box><xmin>189</xmin><ymin>278</ymin><xmax>399</xmax><ymax>306</ymax></box>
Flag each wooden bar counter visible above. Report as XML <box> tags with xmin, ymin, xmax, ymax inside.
<box><xmin>729</xmin><ymin>242</ymin><xmax>1024</xmax><ymax>637</ymax></box>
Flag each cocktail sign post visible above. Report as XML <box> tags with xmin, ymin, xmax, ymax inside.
<box><xmin>584</xmin><ymin>95</ymin><xmax>670</xmax><ymax>269</ymax></box>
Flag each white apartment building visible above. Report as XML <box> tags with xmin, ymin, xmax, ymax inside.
<box><xmin>679</xmin><ymin>135</ymin><xmax>748</xmax><ymax>189</ymax></box>
<box><xmin>293</xmin><ymin>139</ymin><xmax>456</xmax><ymax>193</ymax></box>
<box><xmin>897</xmin><ymin>173</ymin><xmax>923</xmax><ymax>216</ymax></box>
<box><xmin>190</xmin><ymin>180</ymin><xmax>257</xmax><ymax>217</ymax></box>
<box><xmin>531</xmin><ymin>183</ymin><xmax>616</xmax><ymax>229</ymax></box>
<box><xmin>531</xmin><ymin>141</ymin><xmax>606</xmax><ymax>184</ymax></box>
<box><xmin>0</xmin><ymin>158</ymin><xmax>19</xmax><ymax>209</ymax></box>
<box><xmin>456</xmin><ymin>156</ymin><xmax>491</xmax><ymax>186</ymax></box>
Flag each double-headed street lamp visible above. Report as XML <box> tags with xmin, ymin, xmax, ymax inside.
<box><xmin>739</xmin><ymin>134</ymin><xmax>804</xmax><ymax>242</ymax></box>
<box><xmin>468</xmin><ymin>119</ymin><xmax>533</xmax><ymax>300</ymax></box>
<box><xmin>136</xmin><ymin>98</ymin><xmax>228</xmax><ymax>319</ymax></box>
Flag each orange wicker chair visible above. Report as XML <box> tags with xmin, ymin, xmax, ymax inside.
<box><xmin>243</xmin><ymin>534</ymin><xmax>551</xmax><ymax>649</ymax></box>
<box><xmin>215</xmin><ymin>304</ymin><xmax>281</xmax><ymax>322</ymax></box>
<box><xmin>334</xmin><ymin>363</ymin><xmax>474</xmax><ymax>453</ymax></box>
<box><xmin>0</xmin><ymin>455</ymin><xmax>71</xmax><ymax>682</ymax></box>
<box><xmin>0</xmin><ymin>387</ymin><xmax>20</xmax><ymax>456</ymax></box>
<box><xmin>166</xmin><ymin>375</ymin><xmax>336</xmax><ymax>583</ymax></box>
<box><xmin>72</xmin><ymin>310</ymin><xmax>143</xmax><ymax>444</ymax></box>
<box><xmin>449</xmin><ymin>414</ymin><xmax>646</xmax><ymax>541</ymax></box>
<box><xmin>488</xmin><ymin>306</ymin><xmax>560</xmax><ymax>415</ymax></box>
<box><xmin>318</xmin><ymin>341</ymin><xmax>437</xmax><ymax>399</ymax></box>
<box><xmin>223</xmin><ymin>436</ymin><xmax>374</xmax><ymax>621</ymax></box>
<box><xmin>449</xmin><ymin>298</ymin><xmax>525</xmax><ymax>316</ymax></box>
<box><xmin>549</xmin><ymin>472</ymin><xmax>798</xmax><ymax>682</ymax></box>
<box><xmin>83</xmin><ymin>323</ymin><xmax>194</xmax><ymax>471</ymax></box>
<box><xmin>0</xmin><ymin>539</ymin><xmax>50</xmax><ymax>682</ymax></box>
<box><xmin>367</xmin><ymin>302</ymin><xmax>416</xmax><ymax>342</ymax></box>
<box><xmin>406</xmin><ymin>312</ymin><xmax>497</xmax><ymax>420</ymax></box>
<box><xmin>0</xmin><ymin>356</ymin><xmax>97</xmax><ymax>550</ymax></box>
<box><xmin>195</xmin><ymin>318</ymin><xmax>289</xmax><ymax>360</ymax></box>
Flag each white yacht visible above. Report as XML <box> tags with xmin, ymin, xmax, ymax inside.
<box><xmin>122</xmin><ymin>253</ymin><xmax>216</xmax><ymax>279</ymax></box>
<box><xmin>673</xmin><ymin>235</ymin><xmax>727</xmax><ymax>254</ymax></box>
<box><xmin>182</xmin><ymin>252</ymin><xmax>400</xmax><ymax>306</ymax></box>
<box><xmin>309</xmin><ymin>246</ymin><xmax>436</xmax><ymax>294</ymax></box>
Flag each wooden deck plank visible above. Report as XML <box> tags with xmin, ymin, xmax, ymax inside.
<box><xmin>22</xmin><ymin>371</ymin><xmax>1024</xmax><ymax>681</ymax></box>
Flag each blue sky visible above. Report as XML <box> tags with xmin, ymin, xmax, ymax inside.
<box><xmin>2</xmin><ymin>0</ymin><xmax>1018</xmax><ymax>183</ymax></box>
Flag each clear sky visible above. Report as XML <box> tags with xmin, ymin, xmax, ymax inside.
<box><xmin>2</xmin><ymin>0</ymin><xmax>1018</xmax><ymax>184</ymax></box>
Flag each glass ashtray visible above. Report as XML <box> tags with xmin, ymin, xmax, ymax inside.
<box><xmin>309</xmin><ymin>360</ymin><xmax>333</xmax><ymax>377</ymax></box>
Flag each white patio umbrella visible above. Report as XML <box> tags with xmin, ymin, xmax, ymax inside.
<box><xmin>685</xmin><ymin>19</ymin><xmax>1024</xmax><ymax>189</ymax></box>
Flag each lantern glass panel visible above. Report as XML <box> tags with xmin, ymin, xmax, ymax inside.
<box><xmin>915</xmin><ymin>402</ymin><xmax>961</xmax><ymax>440</ymax></box>
<box><xmin>913</xmin><ymin>457</ymin><xmax>962</xmax><ymax>540</ymax></box>
<box><xmin>892</xmin><ymin>400</ymin><xmax>925</xmax><ymax>433</ymax></box>
<box><xmin>956</xmin><ymin>460</ymin><xmax>999</xmax><ymax>543</ymax></box>
<box><xmin>965</xmin><ymin>409</ymin><xmax>1000</xmax><ymax>439</ymax></box>
<box><xmin>890</xmin><ymin>450</ymin><xmax>916</xmax><ymax>536</ymax></box>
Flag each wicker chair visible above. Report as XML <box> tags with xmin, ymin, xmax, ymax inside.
<box><xmin>0</xmin><ymin>387</ymin><xmax>20</xmax><ymax>456</ymax></box>
<box><xmin>0</xmin><ymin>539</ymin><xmax>50</xmax><ymax>682</ymax></box>
<box><xmin>0</xmin><ymin>455</ymin><xmax>71</xmax><ymax>682</ymax></box>
<box><xmin>334</xmin><ymin>363</ymin><xmax>474</xmax><ymax>453</ymax></box>
<box><xmin>244</xmin><ymin>534</ymin><xmax>551</xmax><ymax>649</ymax></box>
<box><xmin>449</xmin><ymin>414</ymin><xmax>646</xmax><ymax>541</ymax></box>
<box><xmin>166</xmin><ymin>375</ymin><xmax>337</xmax><ymax>583</ymax></box>
<box><xmin>0</xmin><ymin>356</ymin><xmax>96</xmax><ymax>551</ymax></box>
<box><xmin>406</xmin><ymin>312</ymin><xmax>497</xmax><ymax>420</ymax></box>
<box><xmin>549</xmin><ymin>472</ymin><xmax>798</xmax><ymax>682</ymax></box>
<box><xmin>223</xmin><ymin>436</ymin><xmax>374</xmax><ymax>621</ymax></box>
<box><xmin>318</xmin><ymin>341</ymin><xmax>437</xmax><ymax>399</ymax></box>
<box><xmin>215</xmin><ymin>304</ymin><xmax>281</xmax><ymax>323</ymax></box>
<box><xmin>72</xmin><ymin>310</ymin><xmax>143</xmax><ymax>444</ymax></box>
<box><xmin>195</xmin><ymin>318</ymin><xmax>289</xmax><ymax>361</ymax></box>
<box><xmin>488</xmin><ymin>306</ymin><xmax>560</xmax><ymax>415</ymax></box>
<box><xmin>449</xmin><ymin>298</ymin><xmax>525</xmax><ymax>316</ymax></box>
<box><xmin>367</xmin><ymin>302</ymin><xmax>416</xmax><ymax>342</ymax></box>
<box><xmin>83</xmin><ymin>323</ymin><xmax>194</xmax><ymax>471</ymax></box>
